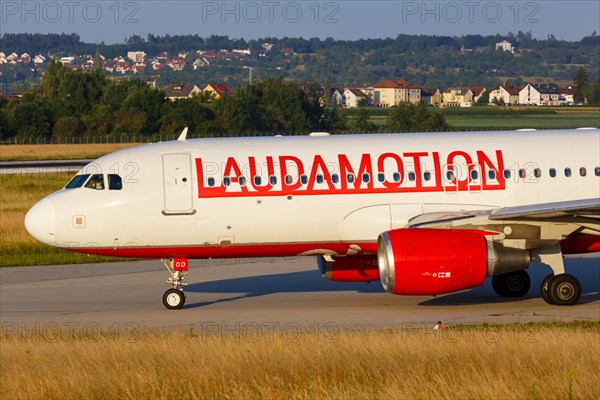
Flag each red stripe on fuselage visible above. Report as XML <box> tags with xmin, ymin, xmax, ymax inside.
<box><xmin>67</xmin><ymin>242</ymin><xmax>379</xmax><ymax>259</ymax></box>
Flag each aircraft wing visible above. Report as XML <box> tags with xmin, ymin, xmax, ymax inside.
<box><xmin>407</xmin><ymin>198</ymin><xmax>600</xmax><ymax>249</ymax></box>
<box><xmin>489</xmin><ymin>198</ymin><xmax>600</xmax><ymax>221</ymax></box>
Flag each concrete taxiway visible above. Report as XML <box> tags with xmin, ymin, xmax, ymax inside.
<box><xmin>1</xmin><ymin>255</ymin><xmax>598</xmax><ymax>332</ymax></box>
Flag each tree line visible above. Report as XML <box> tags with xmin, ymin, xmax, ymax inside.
<box><xmin>0</xmin><ymin>61</ymin><xmax>449</xmax><ymax>140</ymax></box>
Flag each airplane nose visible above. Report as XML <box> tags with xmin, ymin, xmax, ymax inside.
<box><xmin>25</xmin><ymin>198</ymin><xmax>56</xmax><ymax>244</ymax></box>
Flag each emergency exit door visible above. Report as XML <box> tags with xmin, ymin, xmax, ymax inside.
<box><xmin>162</xmin><ymin>154</ymin><xmax>194</xmax><ymax>214</ymax></box>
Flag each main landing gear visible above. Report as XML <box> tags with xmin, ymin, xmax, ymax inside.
<box><xmin>491</xmin><ymin>243</ymin><xmax>583</xmax><ymax>306</ymax></box>
<box><xmin>540</xmin><ymin>273</ymin><xmax>581</xmax><ymax>306</ymax></box>
<box><xmin>492</xmin><ymin>270</ymin><xmax>531</xmax><ymax>298</ymax></box>
<box><xmin>162</xmin><ymin>258</ymin><xmax>189</xmax><ymax>309</ymax></box>
<box><xmin>533</xmin><ymin>244</ymin><xmax>581</xmax><ymax>306</ymax></box>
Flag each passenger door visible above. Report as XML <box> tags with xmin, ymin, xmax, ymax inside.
<box><xmin>162</xmin><ymin>154</ymin><xmax>194</xmax><ymax>214</ymax></box>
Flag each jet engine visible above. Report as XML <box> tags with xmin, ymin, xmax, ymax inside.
<box><xmin>377</xmin><ymin>229</ymin><xmax>530</xmax><ymax>295</ymax></box>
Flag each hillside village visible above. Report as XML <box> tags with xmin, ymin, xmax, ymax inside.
<box><xmin>1</xmin><ymin>32</ymin><xmax>595</xmax><ymax>108</ymax></box>
<box><xmin>0</xmin><ymin>47</ymin><xmax>582</xmax><ymax>108</ymax></box>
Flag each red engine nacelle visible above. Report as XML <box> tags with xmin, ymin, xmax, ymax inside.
<box><xmin>317</xmin><ymin>255</ymin><xmax>380</xmax><ymax>282</ymax></box>
<box><xmin>561</xmin><ymin>233</ymin><xmax>600</xmax><ymax>254</ymax></box>
<box><xmin>377</xmin><ymin>229</ymin><xmax>529</xmax><ymax>296</ymax></box>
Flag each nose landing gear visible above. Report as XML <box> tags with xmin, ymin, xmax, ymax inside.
<box><xmin>162</xmin><ymin>258</ymin><xmax>188</xmax><ymax>309</ymax></box>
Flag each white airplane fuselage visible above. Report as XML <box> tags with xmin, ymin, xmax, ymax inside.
<box><xmin>24</xmin><ymin>129</ymin><xmax>600</xmax><ymax>308</ymax></box>
<box><xmin>26</xmin><ymin>129</ymin><xmax>599</xmax><ymax>257</ymax></box>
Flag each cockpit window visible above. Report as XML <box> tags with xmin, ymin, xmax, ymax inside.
<box><xmin>65</xmin><ymin>174</ymin><xmax>90</xmax><ymax>189</ymax></box>
<box><xmin>108</xmin><ymin>174</ymin><xmax>123</xmax><ymax>190</ymax></box>
<box><xmin>85</xmin><ymin>174</ymin><xmax>105</xmax><ymax>190</ymax></box>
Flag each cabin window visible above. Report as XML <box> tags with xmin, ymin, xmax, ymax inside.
<box><xmin>564</xmin><ymin>168</ymin><xmax>572</xmax><ymax>177</ymax></box>
<box><xmin>254</xmin><ymin>176</ymin><xmax>262</xmax><ymax>186</ymax></box>
<box><xmin>579</xmin><ymin>167</ymin><xmax>586</xmax><ymax>177</ymax></box>
<box><xmin>347</xmin><ymin>174</ymin><xmax>355</xmax><ymax>184</ymax></box>
<box><xmin>316</xmin><ymin>174</ymin><xmax>324</xmax><ymax>184</ymax></box>
<box><xmin>534</xmin><ymin>168</ymin><xmax>541</xmax><ymax>178</ymax></box>
<box><xmin>595</xmin><ymin>167</ymin><xmax>600</xmax><ymax>177</ymax></box>
<box><xmin>285</xmin><ymin>175</ymin><xmax>294</xmax><ymax>185</ymax></box>
<box><xmin>503</xmin><ymin>169</ymin><xmax>511</xmax><ymax>179</ymax></box>
<box><xmin>223</xmin><ymin>177</ymin><xmax>231</xmax><ymax>187</ymax></box>
<box><xmin>488</xmin><ymin>170</ymin><xmax>496</xmax><ymax>180</ymax></box>
<box><xmin>470</xmin><ymin>170</ymin><xmax>479</xmax><ymax>180</ymax></box>
<box><xmin>239</xmin><ymin>176</ymin><xmax>247</xmax><ymax>186</ymax></box>
<box><xmin>300</xmin><ymin>175</ymin><xmax>308</xmax><ymax>185</ymax></box>
<box><xmin>519</xmin><ymin>169</ymin><xmax>526</xmax><ymax>179</ymax></box>
<box><xmin>108</xmin><ymin>174</ymin><xmax>123</xmax><ymax>190</ymax></box>
<box><xmin>331</xmin><ymin>174</ymin><xmax>339</xmax><ymax>184</ymax></box>
<box><xmin>408</xmin><ymin>172</ymin><xmax>416</xmax><ymax>182</ymax></box>
<box><xmin>84</xmin><ymin>174</ymin><xmax>105</xmax><ymax>190</ymax></box>
<box><xmin>362</xmin><ymin>173</ymin><xmax>370</xmax><ymax>183</ymax></box>
<box><xmin>65</xmin><ymin>174</ymin><xmax>90</xmax><ymax>189</ymax></box>
<box><xmin>207</xmin><ymin>177</ymin><xmax>215</xmax><ymax>187</ymax></box>
<box><xmin>269</xmin><ymin>176</ymin><xmax>277</xmax><ymax>185</ymax></box>
<box><xmin>549</xmin><ymin>168</ymin><xmax>556</xmax><ymax>178</ymax></box>
<box><xmin>393</xmin><ymin>172</ymin><xmax>401</xmax><ymax>182</ymax></box>
<box><xmin>423</xmin><ymin>171</ymin><xmax>431</xmax><ymax>181</ymax></box>
<box><xmin>446</xmin><ymin>170</ymin><xmax>455</xmax><ymax>181</ymax></box>
<box><xmin>377</xmin><ymin>172</ymin><xmax>385</xmax><ymax>183</ymax></box>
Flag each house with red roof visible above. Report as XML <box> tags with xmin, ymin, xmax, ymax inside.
<box><xmin>488</xmin><ymin>84</ymin><xmax>522</xmax><ymax>105</ymax></box>
<box><xmin>373</xmin><ymin>79</ymin><xmax>421</xmax><ymax>107</ymax></box>
<box><xmin>203</xmin><ymin>83</ymin><xmax>233</xmax><ymax>100</ymax></box>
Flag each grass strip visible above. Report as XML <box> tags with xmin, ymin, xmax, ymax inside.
<box><xmin>1</xmin><ymin>320</ymin><xmax>598</xmax><ymax>399</ymax></box>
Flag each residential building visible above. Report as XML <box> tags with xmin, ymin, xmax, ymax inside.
<box><xmin>132</xmin><ymin>63</ymin><xmax>147</xmax><ymax>74</ymax></box>
<box><xmin>203</xmin><ymin>83</ymin><xmax>232</xmax><ymax>100</ymax></box>
<box><xmin>488</xmin><ymin>85</ymin><xmax>522</xmax><ymax>105</ymax></box>
<box><xmin>33</xmin><ymin>55</ymin><xmax>46</xmax><ymax>64</ymax></box>
<box><xmin>193</xmin><ymin>58</ymin><xmax>210</xmax><ymax>70</ymax></box>
<box><xmin>344</xmin><ymin>88</ymin><xmax>369</xmax><ymax>108</ymax></box>
<box><xmin>419</xmin><ymin>88</ymin><xmax>437</xmax><ymax>105</ymax></box>
<box><xmin>426</xmin><ymin>88</ymin><xmax>443</xmax><ymax>107</ymax></box>
<box><xmin>519</xmin><ymin>84</ymin><xmax>561</xmax><ymax>106</ymax></box>
<box><xmin>164</xmin><ymin>82</ymin><xmax>201</xmax><ymax>100</ymax></box>
<box><xmin>467</xmin><ymin>86</ymin><xmax>487</xmax><ymax>104</ymax></box>
<box><xmin>496</xmin><ymin>40</ymin><xmax>513</xmax><ymax>53</ymax></box>
<box><xmin>59</xmin><ymin>56</ymin><xmax>76</xmax><ymax>65</ymax></box>
<box><xmin>127</xmin><ymin>51</ymin><xmax>146</xmax><ymax>63</ymax></box>
<box><xmin>330</xmin><ymin>89</ymin><xmax>344</xmax><ymax>108</ymax></box>
<box><xmin>167</xmin><ymin>58</ymin><xmax>186</xmax><ymax>71</ymax></box>
<box><xmin>442</xmin><ymin>86</ymin><xmax>470</xmax><ymax>107</ymax></box>
<box><xmin>558</xmin><ymin>86</ymin><xmax>575</xmax><ymax>105</ymax></box>
<box><xmin>373</xmin><ymin>79</ymin><xmax>421</xmax><ymax>107</ymax></box>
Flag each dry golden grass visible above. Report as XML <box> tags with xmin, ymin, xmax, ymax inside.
<box><xmin>0</xmin><ymin>173</ymin><xmax>72</xmax><ymax>244</ymax></box>
<box><xmin>0</xmin><ymin>143</ymin><xmax>141</xmax><ymax>161</ymax></box>
<box><xmin>1</xmin><ymin>322</ymin><xmax>598</xmax><ymax>400</ymax></box>
<box><xmin>0</xmin><ymin>172</ymin><xmax>131</xmax><ymax>266</ymax></box>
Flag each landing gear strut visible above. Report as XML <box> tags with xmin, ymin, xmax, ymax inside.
<box><xmin>162</xmin><ymin>258</ymin><xmax>188</xmax><ymax>309</ymax></box>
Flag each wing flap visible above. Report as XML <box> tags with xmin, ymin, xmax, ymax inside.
<box><xmin>490</xmin><ymin>198</ymin><xmax>600</xmax><ymax>221</ymax></box>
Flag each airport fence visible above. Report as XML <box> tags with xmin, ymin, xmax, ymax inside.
<box><xmin>0</xmin><ymin>131</ymin><xmax>317</xmax><ymax>145</ymax></box>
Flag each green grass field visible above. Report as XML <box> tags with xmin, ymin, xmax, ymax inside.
<box><xmin>343</xmin><ymin>106</ymin><xmax>600</xmax><ymax>130</ymax></box>
<box><xmin>444</xmin><ymin>112</ymin><xmax>600</xmax><ymax>130</ymax></box>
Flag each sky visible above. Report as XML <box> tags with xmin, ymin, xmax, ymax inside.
<box><xmin>1</xmin><ymin>1</ymin><xmax>599</xmax><ymax>43</ymax></box>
